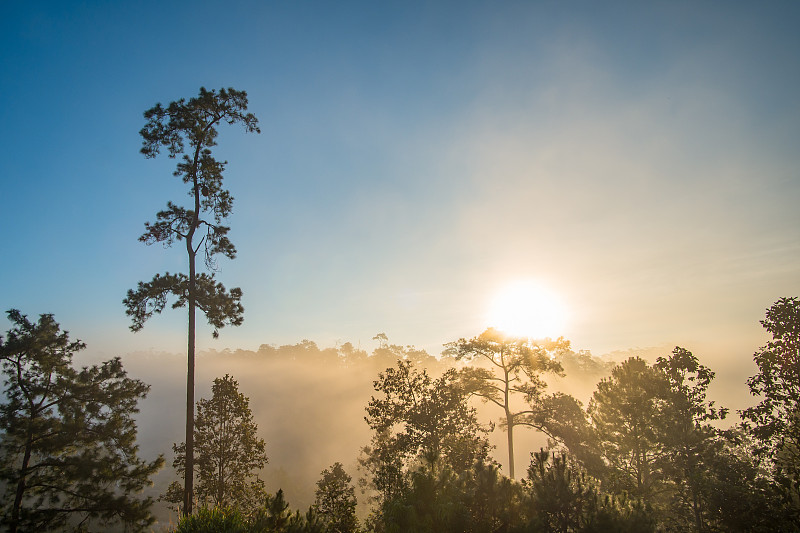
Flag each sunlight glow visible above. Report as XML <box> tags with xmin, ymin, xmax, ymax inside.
<box><xmin>486</xmin><ymin>280</ymin><xmax>568</xmax><ymax>340</ymax></box>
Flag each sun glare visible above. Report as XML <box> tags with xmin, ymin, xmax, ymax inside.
<box><xmin>486</xmin><ymin>280</ymin><xmax>568</xmax><ymax>340</ymax></box>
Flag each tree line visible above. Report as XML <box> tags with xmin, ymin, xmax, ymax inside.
<box><xmin>1</xmin><ymin>297</ymin><xmax>799</xmax><ymax>531</ymax></box>
<box><xmin>355</xmin><ymin>301</ymin><xmax>799</xmax><ymax>532</ymax></box>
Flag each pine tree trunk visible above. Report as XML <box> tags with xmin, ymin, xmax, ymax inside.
<box><xmin>504</xmin><ymin>361</ymin><xmax>515</xmax><ymax>480</ymax></box>
<box><xmin>507</xmin><ymin>409</ymin><xmax>515</xmax><ymax>479</ymax></box>
<box><xmin>184</xmin><ymin>249</ymin><xmax>196</xmax><ymax>516</ymax></box>
<box><xmin>183</xmin><ymin>145</ymin><xmax>202</xmax><ymax>517</ymax></box>
<box><xmin>9</xmin><ymin>431</ymin><xmax>33</xmax><ymax>533</ymax></box>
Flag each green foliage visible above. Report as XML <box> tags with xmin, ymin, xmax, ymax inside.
<box><xmin>174</xmin><ymin>490</ymin><xmax>326</xmax><ymax>533</ymax></box>
<box><xmin>587</xmin><ymin>357</ymin><xmax>668</xmax><ymax>501</ymax></box>
<box><xmin>313</xmin><ymin>462</ymin><xmax>359</xmax><ymax>533</ymax></box>
<box><xmin>380</xmin><ymin>466</ymin><xmax>471</xmax><ymax>533</ymax></box>
<box><xmin>447</xmin><ymin>328</ymin><xmax>567</xmax><ymax>478</ymax></box>
<box><xmin>0</xmin><ymin>310</ymin><xmax>163</xmax><ymax>532</ymax></box>
<box><xmin>524</xmin><ymin>450</ymin><xmax>597</xmax><ymax>532</ymax></box>
<box><xmin>522</xmin><ymin>450</ymin><xmax>655</xmax><ymax>533</ymax></box>
<box><xmin>174</xmin><ymin>506</ymin><xmax>248</xmax><ymax>533</ymax></box>
<box><xmin>695</xmin><ymin>430</ymin><xmax>793</xmax><ymax>532</ymax></box>
<box><xmin>362</xmin><ymin>360</ymin><xmax>490</xmax><ymax>500</ymax></box>
<box><xmin>369</xmin><ymin>449</ymin><xmax>653</xmax><ymax>533</ymax></box>
<box><xmin>168</xmin><ymin>375</ymin><xmax>268</xmax><ymax>510</ymax></box>
<box><xmin>251</xmin><ymin>490</ymin><xmax>326</xmax><ymax>533</ymax></box>
<box><xmin>742</xmin><ymin>296</ymin><xmax>800</xmax><ymax>509</ymax></box>
<box><xmin>530</xmin><ymin>393</ymin><xmax>599</xmax><ymax>472</ymax></box>
<box><xmin>376</xmin><ymin>461</ymin><xmax>523</xmax><ymax>533</ymax></box>
<box><xmin>578</xmin><ymin>346</ymin><xmax>799</xmax><ymax>531</ymax></box>
<box><xmin>653</xmin><ymin>347</ymin><xmax>729</xmax><ymax>531</ymax></box>
<box><xmin>458</xmin><ymin>461</ymin><xmax>523</xmax><ymax>532</ymax></box>
<box><xmin>250</xmin><ymin>489</ymin><xmax>293</xmax><ymax>531</ymax></box>
<box><xmin>361</xmin><ymin>360</ymin><xmax>492</xmax><ymax>529</ymax></box>
<box><xmin>125</xmin><ymin>272</ymin><xmax>244</xmax><ymax>338</ymax></box>
<box><xmin>125</xmin><ymin>86</ymin><xmax>259</xmax><ymax>339</ymax></box>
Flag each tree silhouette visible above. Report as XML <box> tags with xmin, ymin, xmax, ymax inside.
<box><xmin>361</xmin><ymin>360</ymin><xmax>490</xmax><ymax>513</ymax></box>
<box><xmin>742</xmin><ymin>296</ymin><xmax>800</xmax><ymax>514</ymax></box>
<box><xmin>587</xmin><ymin>357</ymin><xmax>668</xmax><ymax>503</ymax></box>
<box><xmin>0</xmin><ymin>310</ymin><xmax>163</xmax><ymax>532</ymax></box>
<box><xmin>524</xmin><ymin>450</ymin><xmax>655</xmax><ymax>533</ymax></box>
<box><xmin>446</xmin><ymin>328</ymin><xmax>565</xmax><ymax>478</ymax></box>
<box><xmin>654</xmin><ymin>347</ymin><xmax>727</xmax><ymax>531</ymax></box>
<box><xmin>123</xmin><ymin>87</ymin><xmax>259</xmax><ymax>515</ymax></box>
<box><xmin>313</xmin><ymin>462</ymin><xmax>359</xmax><ymax>533</ymax></box>
<box><xmin>167</xmin><ymin>375</ymin><xmax>268</xmax><ymax>511</ymax></box>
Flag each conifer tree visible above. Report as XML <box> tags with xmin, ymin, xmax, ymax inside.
<box><xmin>124</xmin><ymin>87</ymin><xmax>259</xmax><ymax>515</ymax></box>
<box><xmin>313</xmin><ymin>462</ymin><xmax>359</xmax><ymax>533</ymax></box>
<box><xmin>0</xmin><ymin>310</ymin><xmax>163</xmax><ymax>532</ymax></box>
<box><xmin>167</xmin><ymin>375</ymin><xmax>268</xmax><ymax>511</ymax></box>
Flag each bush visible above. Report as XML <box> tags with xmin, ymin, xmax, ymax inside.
<box><xmin>173</xmin><ymin>492</ymin><xmax>325</xmax><ymax>533</ymax></box>
<box><xmin>174</xmin><ymin>507</ymin><xmax>247</xmax><ymax>533</ymax></box>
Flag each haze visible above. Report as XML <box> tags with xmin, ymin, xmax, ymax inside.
<box><xmin>2</xmin><ymin>0</ymin><xmax>799</xmax><ymax>523</ymax></box>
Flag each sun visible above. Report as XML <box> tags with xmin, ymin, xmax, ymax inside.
<box><xmin>486</xmin><ymin>280</ymin><xmax>568</xmax><ymax>340</ymax></box>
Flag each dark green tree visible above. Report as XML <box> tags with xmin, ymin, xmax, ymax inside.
<box><xmin>365</xmin><ymin>360</ymin><xmax>489</xmax><ymax>473</ymax></box>
<box><xmin>587</xmin><ymin>357</ymin><xmax>668</xmax><ymax>503</ymax></box>
<box><xmin>123</xmin><ymin>87</ymin><xmax>260</xmax><ymax>515</ymax></box>
<box><xmin>0</xmin><ymin>310</ymin><xmax>163</xmax><ymax>532</ymax></box>
<box><xmin>523</xmin><ymin>450</ymin><xmax>655</xmax><ymax>533</ymax></box>
<box><xmin>250</xmin><ymin>490</ymin><xmax>326</xmax><ymax>533</ymax></box>
<box><xmin>375</xmin><ymin>459</ymin><xmax>526</xmax><ymax>533</ymax></box>
<box><xmin>653</xmin><ymin>347</ymin><xmax>727</xmax><ymax>531</ymax></box>
<box><xmin>313</xmin><ymin>462</ymin><xmax>359</xmax><ymax>533</ymax></box>
<box><xmin>696</xmin><ymin>429</ymin><xmax>792</xmax><ymax>532</ymax></box>
<box><xmin>378</xmin><ymin>466</ymin><xmax>471</xmax><ymax>533</ymax></box>
<box><xmin>525</xmin><ymin>450</ymin><xmax>596</xmax><ymax>533</ymax></box>
<box><xmin>168</xmin><ymin>375</ymin><xmax>268</xmax><ymax>511</ymax></box>
<box><xmin>361</xmin><ymin>360</ymin><xmax>490</xmax><ymax>516</ymax></box>
<box><xmin>742</xmin><ymin>296</ymin><xmax>800</xmax><ymax>511</ymax></box>
<box><xmin>446</xmin><ymin>328</ymin><xmax>565</xmax><ymax>478</ymax></box>
<box><xmin>459</xmin><ymin>461</ymin><xmax>523</xmax><ymax>532</ymax></box>
<box><xmin>580</xmin><ymin>347</ymin><xmax>793</xmax><ymax>531</ymax></box>
<box><xmin>174</xmin><ymin>490</ymin><xmax>326</xmax><ymax>533</ymax></box>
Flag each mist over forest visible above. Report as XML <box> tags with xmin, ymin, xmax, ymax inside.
<box><xmin>4</xmin><ymin>290</ymin><xmax>799</xmax><ymax>532</ymax></box>
<box><xmin>114</xmin><ymin>335</ymin><xmax>761</xmax><ymax>526</ymax></box>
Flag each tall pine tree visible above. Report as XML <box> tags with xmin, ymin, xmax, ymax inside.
<box><xmin>124</xmin><ymin>87</ymin><xmax>259</xmax><ymax>515</ymax></box>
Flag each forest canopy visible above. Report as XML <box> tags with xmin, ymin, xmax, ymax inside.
<box><xmin>3</xmin><ymin>298</ymin><xmax>796</xmax><ymax>531</ymax></box>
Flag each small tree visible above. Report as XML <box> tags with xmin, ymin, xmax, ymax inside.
<box><xmin>361</xmin><ymin>360</ymin><xmax>490</xmax><ymax>511</ymax></box>
<box><xmin>313</xmin><ymin>462</ymin><xmax>359</xmax><ymax>533</ymax></box>
<box><xmin>168</xmin><ymin>374</ymin><xmax>268</xmax><ymax>511</ymax></box>
<box><xmin>0</xmin><ymin>310</ymin><xmax>163</xmax><ymax>532</ymax></box>
<box><xmin>365</xmin><ymin>360</ymin><xmax>489</xmax><ymax>473</ymax></box>
<box><xmin>525</xmin><ymin>450</ymin><xmax>597</xmax><ymax>532</ymax></box>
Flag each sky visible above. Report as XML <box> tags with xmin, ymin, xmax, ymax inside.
<box><xmin>2</xmin><ymin>1</ymin><xmax>799</xmax><ymax>403</ymax></box>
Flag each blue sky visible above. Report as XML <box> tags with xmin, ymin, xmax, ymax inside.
<box><xmin>2</xmin><ymin>1</ymin><xmax>799</xmax><ymax>386</ymax></box>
